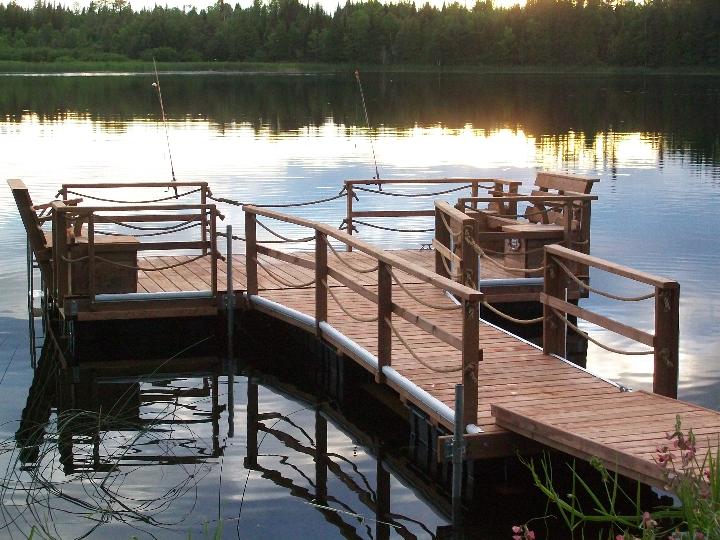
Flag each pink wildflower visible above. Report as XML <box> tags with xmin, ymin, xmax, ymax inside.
<box><xmin>512</xmin><ymin>526</ymin><xmax>522</xmax><ymax>534</ymax></box>
<box><xmin>641</xmin><ymin>511</ymin><xmax>657</xmax><ymax>529</ymax></box>
<box><xmin>526</xmin><ymin>531</ymin><xmax>536</xmax><ymax>540</ymax></box>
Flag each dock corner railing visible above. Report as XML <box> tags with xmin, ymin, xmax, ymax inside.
<box><xmin>243</xmin><ymin>204</ymin><xmax>483</xmax><ymax>426</ymax></box>
<box><xmin>541</xmin><ymin>244</ymin><xmax>680</xmax><ymax>398</ymax></box>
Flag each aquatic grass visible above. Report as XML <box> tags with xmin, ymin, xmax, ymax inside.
<box><xmin>0</xmin><ymin>336</ymin><xmax>225</xmax><ymax>539</ymax></box>
<box><xmin>519</xmin><ymin>416</ymin><xmax>720</xmax><ymax>539</ymax></box>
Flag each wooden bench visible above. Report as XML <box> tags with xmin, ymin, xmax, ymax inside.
<box><xmin>8</xmin><ymin>179</ymin><xmax>140</xmax><ymax>301</ymax></box>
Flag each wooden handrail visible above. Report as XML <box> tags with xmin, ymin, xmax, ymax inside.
<box><xmin>244</xmin><ymin>204</ymin><xmax>482</xmax><ymax>424</ymax></box>
<box><xmin>51</xmin><ymin>203</ymin><xmax>220</xmax><ymax>306</ymax></box>
<box><xmin>541</xmin><ymin>245</ymin><xmax>679</xmax><ymax>398</ymax></box>
<box><xmin>60</xmin><ymin>181</ymin><xmax>209</xmax><ymax>190</ymax></box>
<box><xmin>345</xmin><ymin>178</ymin><xmax>518</xmax><ymax>186</ymax></box>
<box><xmin>244</xmin><ymin>205</ymin><xmax>482</xmax><ymax>301</ymax></box>
<box><xmin>55</xmin><ymin>203</ymin><xmax>219</xmax><ymax>213</ymax></box>
<box><xmin>458</xmin><ymin>195</ymin><xmax>597</xmax><ymax>204</ymax></box>
<box><xmin>546</xmin><ymin>245</ymin><xmax>677</xmax><ymax>289</ymax></box>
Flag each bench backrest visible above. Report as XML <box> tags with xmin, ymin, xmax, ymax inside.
<box><xmin>7</xmin><ymin>179</ymin><xmax>51</xmax><ymax>260</ymax></box>
<box><xmin>526</xmin><ymin>171</ymin><xmax>599</xmax><ymax>225</ymax></box>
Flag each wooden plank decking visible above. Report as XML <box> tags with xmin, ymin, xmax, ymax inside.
<box><xmin>81</xmin><ymin>247</ymin><xmax>720</xmax><ymax>488</ymax></box>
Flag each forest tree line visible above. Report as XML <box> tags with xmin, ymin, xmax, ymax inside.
<box><xmin>0</xmin><ymin>0</ymin><xmax>718</xmax><ymax>67</ymax></box>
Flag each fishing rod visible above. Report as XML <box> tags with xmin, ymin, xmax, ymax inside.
<box><xmin>354</xmin><ymin>69</ymin><xmax>380</xmax><ymax>182</ymax></box>
<box><xmin>152</xmin><ymin>58</ymin><xmax>178</xmax><ymax>197</ymax></box>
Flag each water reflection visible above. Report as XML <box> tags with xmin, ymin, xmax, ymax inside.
<box><xmin>6</xmin><ymin>336</ymin><xmax>458</xmax><ymax>538</ymax></box>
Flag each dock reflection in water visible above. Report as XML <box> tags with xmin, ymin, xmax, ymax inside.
<box><xmin>11</xmin><ymin>336</ymin><xmax>465</xmax><ymax>539</ymax></box>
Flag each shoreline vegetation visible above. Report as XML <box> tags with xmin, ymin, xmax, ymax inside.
<box><xmin>0</xmin><ymin>0</ymin><xmax>718</xmax><ymax>75</ymax></box>
<box><xmin>1</xmin><ymin>61</ymin><xmax>720</xmax><ymax>76</ymax></box>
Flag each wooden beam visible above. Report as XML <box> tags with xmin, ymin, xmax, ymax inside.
<box><xmin>315</xmin><ymin>233</ymin><xmax>327</xmax><ymax>335</ymax></box>
<box><xmin>654</xmin><ymin>286</ymin><xmax>679</xmax><ymax>398</ymax></box>
<box><xmin>377</xmin><ymin>262</ymin><xmax>392</xmax><ymax>383</ymax></box>
<box><xmin>243</xmin><ymin>205</ymin><xmax>482</xmax><ymax>301</ymax></box>
<box><xmin>546</xmin><ymin>245</ymin><xmax>678</xmax><ymax>289</ymax></box>
<box><xmin>245</xmin><ymin>212</ymin><xmax>258</xmax><ymax>296</ymax></box>
<box><xmin>540</xmin><ymin>293</ymin><xmax>655</xmax><ymax>347</ymax></box>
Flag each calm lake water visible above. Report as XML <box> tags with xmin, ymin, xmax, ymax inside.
<box><xmin>0</xmin><ymin>71</ymin><xmax>719</xmax><ymax>538</ymax></box>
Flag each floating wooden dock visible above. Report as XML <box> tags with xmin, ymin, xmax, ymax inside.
<box><xmin>10</xmin><ymin>175</ymin><xmax>719</xmax><ymax>490</ymax></box>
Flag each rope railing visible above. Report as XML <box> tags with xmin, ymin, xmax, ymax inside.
<box><xmin>439</xmin><ymin>212</ymin><xmax>462</xmax><ymax>241</ymax></box>
<box><xmin>93</xmin><ymin>253</ymin><xmax>208</xmax><ymax>272</ymax></box>
<box><xmin>354</xmin><ymin>184</ymin><xmax>484</xmax><ymax>197</ymax></box>
<box><xmin>553</xmin><ymin>257</ymin><xmax>655</xmax><ymax>302</ymax></box>
<box><xmin>94</xmin><ymin>221</ymin><xmax>201</xmax><ymax>238</ymax></box>
<box><xmin>482</xmin><ymin>301</ymin><xmax>543</xmax><ymax>325</ymax></box>
<box><xmin>389</xmin><ymin>269</ymin><xmax>461</xmax><ymax>311</ymax></box>
<box><xmin>437</xmin><ymin>251</ymin><xmax>458</xmax><ymax>280</ymax></box>
<box><xmin>327</xmin><ymin>241</ymin><xmax>379</xmax><ymax>274</ymax></box>
<box><xmin>324</xmin><ymin>279</ymin><xmax>378</xmax><ymax>323</ymax></box>
<box><xmin>256</xmin><ymin>219</ymin><xmax>315</xmax><ymax>243</ymax></box>
<box><xmin>256</xmin><ymin>257</ymin><xmax>316</xmax><ymax>289</ymax></box>
<box><xmin>385</xmin><ymin>317</ymin><xmax>463</xmax><ymax>373</ymax></box>
<box><xmin>101</xmin><ymin>218</ymin><xmax>199</xmax><ymax>232</ymax></box>
<box><xmin>216</xmin><ymin>230</ymin><xmax>246</xmax><ymax>242</ymax></box>
<box><xmin>207</xmin><ymin>190</ymin><xmax>346</xmax><ymax>209</ymax></box>
<box><xmin>63</xmin><ymin>188</ymin><xmax>202</xmax><ymax>204</ymax></box>
<box><xmin>467</xmin><ymin>237</ymin><xmax>544</xmax><ymax>275</ymax></box>
<box><xmin>352</xmin><ymin>220</ymin><xmax>434</xmax><ymax>234</ymax></box>
<box><xmin>550</xmin><ymin>307</ymin><xmax>654</xmax><ymax>356</ymax></box>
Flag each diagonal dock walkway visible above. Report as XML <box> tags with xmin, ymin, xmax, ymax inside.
<box><xmin>121</xmin><ymin>244</ymin><xmax>719</xmax><ymax>488</ymax></box>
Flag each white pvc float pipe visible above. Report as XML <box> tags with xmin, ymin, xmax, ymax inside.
<box><xmin>247</xmin><ymin>293</ymin><xmax>482</xmax><ymax>434</ymax></box>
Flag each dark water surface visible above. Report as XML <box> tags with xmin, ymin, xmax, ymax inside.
<box><xmin>0</xmin><ymin>72</ymin><xmax>719</xmax><ymax>538</ymax></box>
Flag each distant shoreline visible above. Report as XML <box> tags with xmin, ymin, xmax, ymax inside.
<box><xmin>1</xmin><ymin>61</ymin><xmax>720</xmax><ymax>76</ymax></box>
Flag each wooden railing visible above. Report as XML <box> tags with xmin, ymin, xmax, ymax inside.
<box><xmin>50</xmin><ymin>203</ymin><xmax>220</xmax><ymax>307</ymax></box>
<box><xmin>244</xmin><ymin>204</ymin><xmax>483</xmax><ymax>425</ymax></box>
<box><xmin>433</xmin><ymin>201</ymin><xmax>477</xmax><ymax>289</ymax></box>
<box><xmin>58</xmin><ymin>181</ymin><xmax>211</xmax><ymax>254</ymax></box>
<box><xmin>541</xmin><ymin>245</ymin><xmax>680</xmax><ymax>398</ymax></box>
<box><xmin>455</xmin><ymin>194</ymin><xmax>597</xmax><ymax>281</ymax></box>
<box><xmin>343</xmin><ymin>178</ymin><xmax>521</xmax><ymax>251</ymax></box>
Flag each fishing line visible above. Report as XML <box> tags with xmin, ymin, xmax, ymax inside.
<box><xmin>152</xmin><ymin>58</ymin><xmax>178</xmax><ymax>196</ymax></box>
<box><xmin>354</xmin><ymin>69</ymin><xmax>380</xmax><ymax>181</ymax></box>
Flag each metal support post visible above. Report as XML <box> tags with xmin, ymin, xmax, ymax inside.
<box><xmin>452</xmin><ymin>383</ymin><xmax>464</xmax><ymax>531</ymax></box>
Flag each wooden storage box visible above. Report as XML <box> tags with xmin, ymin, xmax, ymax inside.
<box><xmin>502</xmin><ymin>224</ymin><xmax>564</xmax><ymax>278</ymax></box>
<box><xmin>70</xmin><ymin>235</ymin><xmax>140</xmax><ymax>295</ymax></box>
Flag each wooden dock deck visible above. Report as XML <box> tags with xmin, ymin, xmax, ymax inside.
<box><xmin>11</xmin><ymin>176</ymin><xmax>719</xmax><ymax>491</ymax></box>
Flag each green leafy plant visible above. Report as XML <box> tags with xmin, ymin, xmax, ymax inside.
<box><xmin>517</xmin><ymin>416</ymin><xmax>720</xmax><ymax>540</ymax></box>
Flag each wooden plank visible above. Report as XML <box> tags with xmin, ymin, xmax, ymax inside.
<box><xmin>546</xmin><ymin>244</ymin><xmax>678</xmax><ymax>289</ymax></box>
<box><xmin>244</xmin><ymin>206</ymin><xmax>482</xmax><ymax>301</ymax></box>
<box><xmin>654</xmin><ymin>286</ymin><xmax>679</xmax><ymax>398</ymax></box>
<box><xmin>315</xmin><ymin>233</ymin><xmax>327</xmax><ymax>333</ymax></box>
<box><xmin>535</xmin><ymin>171</ymin><xmax>599</xmax><ymax>194</ymax></box>
<box><xmin>431</xmin><ymin>239</ymin><xmax>461</xmax><ymax>266</ymax></box>
<box><xmin>351</xmin><ymin>210</ymin><xmax>435</xmax><ymax>218</ymax></box>
<box><xmin>540</xmin><ymin>293</ymin><xmax>655</xmax><ymax>347</ymax></box>
<box><xmin>377</xmin><ymin>262</ymin><xmax>392</xmax><ymax>383</ymax></box>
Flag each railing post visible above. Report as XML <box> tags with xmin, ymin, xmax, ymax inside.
<box><xmin>315</xmin><ymin>232</ymin><xmax>327</xmax><ymax>335</ymax></box>
<box><xmin>87</xmin><ymin>213</ymin><xmax>95</xmax><ymax>303</ymax></box>
<box><xmin>346</xmin><ymin>181</ymin><xmax>354</xmax><ymax>253</ymax></box>
<box><xmin>245</xmin><ymin>211</ymin><xmax>258</xmax><ymax>296</ymax></box>
<box><xmin>226</xmin><ymin>224</ymin><xmax>234</xmax><ymax>371</ymax></box>
<box><xmin>210</xmin><ymin>207</ymin><xmax>217</xmax><ymax>297</ymax></box>
<box><xmin>461</xmin><ymin>297</ymin><xmax>479</xmax><ymax>426</ymax></box>
<box><xmin>470</xmin><ymin>180</ymin><xmax>479</xmax><ymax>211</ymax></box>
<box><xmin>654</xmin><ymin>285</ymin><xmax>679</xmax><ymax>398</ymax></box>
<box><xmin>435</xmin><ymin>206</ymin><xmax>450</xmax><ymax>279</ymax></box>
<box><xmin>543</xmin><ymin>251</ymin><xmax>566</xmax><ymax>357</ymax></box>
<box><xmin>377</xmin><ymin>261</ymin><xmax>392</xmax><ymax>384</ymax></box>
<box><xmin>52</xmin><ymin>204</ymin><xmax>69</xmax><ymax>308</ymax></box>
<box><xmin>200</xmin><ymin>184</ymin><xmax>208</xmax><ymax>255</ymax></box>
